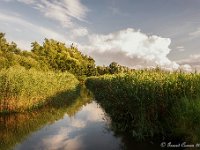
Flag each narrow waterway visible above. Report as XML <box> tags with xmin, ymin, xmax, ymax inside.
<box><xmin>0</xmin><ymin>88</ymin><xmax>161</xmax><ymax>150</ymax></box>
<box><xmin>14</xmin><ymin>101</ymin><xmax>123</xmax><ymax>150</ymax></box>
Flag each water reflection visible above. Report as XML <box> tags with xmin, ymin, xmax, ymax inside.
<box><xmin>0</xmin><ymin>87</ymin><xmax>93</xmax><ymax>150</ymax></box>
<box><xmin>0</xmin><ymin>87</ymin><xmax>162</xmax><ymax>150</ymax></box>
<box><xmin>14</xmin><ymin>102</ymin><xmax>121</xmax><ymax>150</ymax></box>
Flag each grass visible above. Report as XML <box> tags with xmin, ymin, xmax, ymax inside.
<box><xmin>86</xmin><ymin>70</ymin><xmax>200</xmax><ymax>142</ymax></box>
<box><xmin>0</xmin><ymin>86</ymin><xmax>92</xmax><ymax>150</ymax></box>
<box><xmin>0</xmin><ymin>66</ymin><xmax>79</xmax><ymax>113</ymax></box>
<box><xmin>171</xmin><ymin>97</ymin><xmax>200</xmax><ymax>142</ymax></box>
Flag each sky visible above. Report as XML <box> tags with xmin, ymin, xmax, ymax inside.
<box><xmin>1</xmin><ymin>0</ymin><xmax>200</xmax><ymax>71</ymax></box>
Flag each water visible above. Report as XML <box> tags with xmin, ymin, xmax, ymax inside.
<box><xmin>0</xmin><ymin>88</ymin><xmax>162</xmax><ymax>150</ymax></box>
<box><xmin>14</xmin><ymin>101</ymin><xmax>122</xmax><ymax>150</ymax></box>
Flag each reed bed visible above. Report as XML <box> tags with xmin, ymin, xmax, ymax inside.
<box><xmin>0</xmin><ymin>86</ymin><xmax>92</xmax><ymax>150</ymax></box>
<box><xmin>86</xmin><ymin>70</ymin><xmax>200</xmax><ymax>141</ymax></box>
<box><xmin>0</xmin><ymin>66</ymin><xmax>79</xmax><ymax>113</ymax></box>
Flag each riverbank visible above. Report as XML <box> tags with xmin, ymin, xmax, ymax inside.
<box><xmin>86</xmin><ymin>71</ymin><xmax>200</xmax><ymax>142</ymax></box>
<box><xmin>0</xmin><ymin>86</ymin><xmax>92</xmax><ymax>150</ymax></box>
<box><xmin>0</xmin><ymin>66</ymin><xmax>79</xmax><ymax>113</ymax></box>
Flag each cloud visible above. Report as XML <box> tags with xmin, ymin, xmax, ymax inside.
<box><xmin>70</xmin><ymin>118</ymin><xmax>86</xmax><ymax>128</ymax></box>
<box><xmin>0</xmin><ymin>13</ymin><xmax>71</xmax><ymax>49</ymax></box>
<box><xmin>4</xmin><ymin>0</ymin><xmax>89</xmax><ymax>28</ymax></box>
<box><xmin>177</xmin><ymin>54</ymin><xmax>200</xmax><ymax>72</ymax></box>
<box><xmin>178</xmin><ymin>54</ymin><xmax>200</xmax><ymax>65</ymax></box>
<box><xmin>176</xmin><ymin>46</ymin><xmax>185</xmax><ymax>52</ymax></box>
<box><xmin>41</xmin><ymin>102</ymin><xmax>106</xmax><ymax>150</ymax></box>
<box><xmin>71</xmin><ymin>27</ymin><xmax>88</xmax><ymax>38</ymax></box>
<box><xmin>109</xmin><ymin>7</ymin><xmax>129</xmax><ymax>17</ymax></box>
<box><xmin>81</xmin><ymin>28</ymin><xmax>182</xmax><ymax>70</ymax></box>
<box><xmin>17</xmin><ymin>0</ymin><xmax>35</xmax><ymax>4</ymax></box>
<box><xmin>189</xmin><ymin>27</ymin><xmax>200</xmax><ymax>39</ymax></box>
<box><xmin>77</xmin><ymin>102</ymin><xmax>105</xmax><ymax>122</ymax></box>
<box><xmin>42</xmin><ymin>128</ymin><xmax>82</xmax><ymax>150</ymax></box>
<box><xmin>14</xmin><ymin>40</ymin><xmax>32</xmax><ymax>50</ymax></box>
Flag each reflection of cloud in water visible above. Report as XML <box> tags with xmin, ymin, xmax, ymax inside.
<box><xmin>41</xmin><ymin>102</ymin><xmax>108</xmax><ymax>149</ymax></box>
<box><xmin>15</xmin><ymin>101</ymin><xmax>121</xmax><ymax>150</ymax></box>
<box><xmin>70</xmin><ymin>118</ymin><xmax>86</xmax><ymax>128</ymax></box>
<box><xmin>73</xmin><ymin>101</ymin><xmax>104</xmax><ymax>122</ymax></box>
<box><xmin>42</xmin><ymin>132</ymin><xmax>83</xmax><ymax>150</ymax></box>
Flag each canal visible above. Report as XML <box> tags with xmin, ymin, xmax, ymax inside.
<box><xmin>0</xmin><ymin>87</ymin><xmax>161</xmax><ymax>150</ymax></box>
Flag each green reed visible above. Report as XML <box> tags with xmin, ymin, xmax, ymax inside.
<box><xmin>86</xmin><ymin>70</ymin><xmax>200</xmax><ymax>141</ymax></box>
<box><xmin>0</xmin><ymin>86</ymin><xmax>92</xmax><ymax>150</ymax></box>
<box><xmin>0</xmin><ymin>66</ymin><xmax>79</xmax><ymax>113</ymax></box>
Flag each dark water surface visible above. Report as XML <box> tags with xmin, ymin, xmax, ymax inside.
<box><xmin>0</xmin><ymin>88</ymin><xmax>162</xmax><ymax>150</ymax></box>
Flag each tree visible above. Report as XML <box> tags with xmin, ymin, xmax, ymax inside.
<box><xmin>109</xmin><ymin>62</ymin><xmax>119</xmax><ymax>74</ymax></box>
<box><xmin>31</xmin><ymin>39</ymin><xmax>97</xmax><ymax>76</ymax></box>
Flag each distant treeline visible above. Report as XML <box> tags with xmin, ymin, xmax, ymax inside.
<box><xmin>0</xmin><ymin>32</ymin><xmax>134</xmax><ymax>76</ymax></box>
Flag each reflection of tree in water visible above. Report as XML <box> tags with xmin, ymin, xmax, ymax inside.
<box><xmin>0</xmin><ymin>86</ymin><xmax>92</xmax><ymax>150</ymax></box>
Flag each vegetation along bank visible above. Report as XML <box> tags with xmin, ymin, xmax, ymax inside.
<box><xmin>86</xmin><ymin>71</ymin><xmax>200</xmax><ymax>142</ymax></box>
<box><xmin>0</xmin><ymin>32</ymin><xmax>132</xmax><ymax>113</ymax></box>
<box><xmin>1</xmin><ymin>32</ymin><xmax>200</xmax><ymax>143</ymax></box>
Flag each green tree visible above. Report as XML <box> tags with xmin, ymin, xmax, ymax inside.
<box><xmin>109</xmin><ymin>62</ymin><xmax>119</xmax><ymax>74</ymax></box>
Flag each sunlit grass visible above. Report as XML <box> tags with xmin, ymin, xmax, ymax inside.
<box><xmin>0</xmin><ymin>66</ymin><xmax>79</xmax><ymax>113</ymax></box>
<box><xmin>0</xmin><ymin>86</ymin><xmax>92</xmax><ymax>150</ymax></box>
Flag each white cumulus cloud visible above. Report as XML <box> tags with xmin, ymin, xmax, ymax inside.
<box><xmin>82</xmin><ymin>28</ymin><xmax>182</xmax><ymax>70</ymax></box>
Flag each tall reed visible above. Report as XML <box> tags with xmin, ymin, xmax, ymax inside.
<box><xmin>86</xmin><ymin>70</ymin><xmax>200</xmax><ymax>141</ymax></box>
<box><xmin>0</xmin><ymin>66</ymin><xmax>79</xmax><ymax>112</ymax></box>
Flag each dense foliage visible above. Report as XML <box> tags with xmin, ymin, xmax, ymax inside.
<box><xmin>0</xmin><ymin>33</ymin><xmax>97</xmax><ymax>76</ymax></box>
<box><xmin>0</xmin><ymin>32</ymin><xmax>135</xmax><ymax>113</ymax></box>
<box><xmin>0</xmin><ymin>66</ymin><xmax>79</xmax><ymax>112</ymax></box>
<box><xmin>31</xmin><ymin>40</ymin><xmax>97</xmax><ymax>76</ymax></box>
<box><xmin>0</xmin><ymin>32</ymin><xmax>134</xmax><ymax>76</ymax></box>
<box><xmin>86</xmin><ymin>71</ymin><xmax>200</xmax><ymax>141</ymax></box>
<box><xmin>0</xmin><ymin>87</ymin><xmax>92</xmax><ymax>150</ymax></box>
<box><xmin>0</xmin><ymin>33</ymin><xmax>46</xmax><ymax>70</ymax></box>
<box><xmin>96</xmin><ymin>62</ymin><xmax>134</xmax><ymax>75</ymax></box>
<box><xmin>2</xmin><ymin>31</ymin><xmax>200</xmax><ymax>143</ymax></box>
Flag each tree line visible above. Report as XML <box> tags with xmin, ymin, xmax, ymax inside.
<box><xmin>0</xmin><ymin>32</ymin><xmax>134</xmax><ymax>76</ymax></box>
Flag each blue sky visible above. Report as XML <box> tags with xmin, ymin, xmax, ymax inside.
<box><xmin>1</xmin><ymin>0</ymin><xmax>200</xmax><ymax>71</ymax></box>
